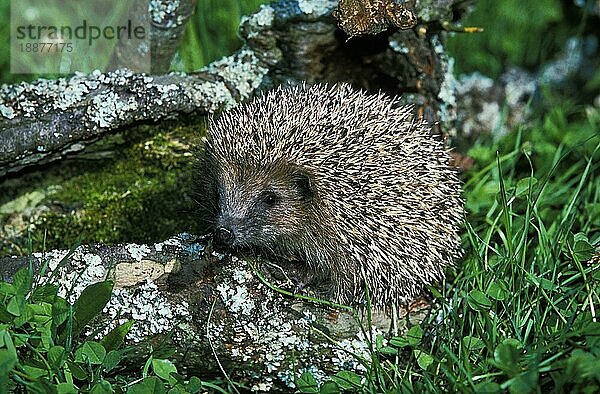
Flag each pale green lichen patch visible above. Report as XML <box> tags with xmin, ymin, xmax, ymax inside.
<box><xmin>188</xmin><ymin>80</ymin><xmax>235</xmax><ymax>112</ymax></box>
<box><xmin>439</xmin><ymin>58</ymin><xmax>457</xmax><ymax>108</ymax></box>
<box><xmin>150</xmin><ymin>0</ymin><xmax>183</xmax><ymax>27</ymax></box>
<box><xmin>0</xmin><ymin>189</ymin><xmax>47</xmax><ymax>214</ymax></box>
<box><xmin>297</xmin><ymin>0</ymin><xmax>337</xmax><ymax>16</ymax></box>
<box><xmin>331</xmin><ymin>328</ymin><xmax>384</xmax><ymax>372</ymax></box>
<box><xmin>432</xmin><ymin>32</ymin><xmax>457</xmax><ymax>128</ymax></box>
<box><xmin>35</xmin><ymin>249</ymin><xmax>107</xmax><ymax>303</ymax></box>
<box><xmin>154</xmin><ymin>238</ymin><xmax>179</xmax><ymax>252</ymax></box>
<box><xmin>209</xmin><ymin>258</ymin><xmax>313</xmax><ymax>390</ymax></box>
<box><xmin>152</xmin><ymin>83</ymin><xmax>181</xmax><ymax>107</ymax></box>
<box><xmin>0</xmin><ymin>103</ymin><xmax>15</xmax><ymax>119</ymax></box>
<box><xmin>0</xmin><ymin>69</ymin><xmax>122</xmax><ymax>119</ymax></box>
<box><xmin>22</xmin><ymin>240</ymin><xmax>190</xmax><ymax>342</ymax></box>
<box><xmin>88</xmin><ymin>92</ymin><xmax>139</xmax><ymax>128</ymax></box>
<box><xmin>0</xmin><ymin>68</ymin><xmax>223</xmax><ymax>131</ymax></box>
<box><xmin>125</xmin><ymin>243</ymin><xmax>152</xmax><ymax>262</ymax></box>
<box><xmin>204</xmin><ymin>48</ymin><xmax>269</xmax><ymax>103</ymax></box>
<box><xmin>389</xmin><ymin>38</ymin><xmax>410</xmax><ymax>54</ymax></box>
<box><xmin>416</xmin><ymin>0</ymin><xmax>454</xmax><ymax>23</ymax></box>
<box><xmin>241</xmin><ymin>4</ymin><xmax>274</xmax><ymax>31</ymax></box>
<box><xmin>438</xmin><ymin>54</ymin><xmax>459</xmax><ymax>135</ymax></box>
<box><xmin>454</xmin><ymin>72</ymin><xmax>508</xmax><ymax>137</ymax></box>
<box><xmin>105</xmin><ymin>279</ymin><xmax>191</xmax><ymax>341</ymax></box>
<box><xmin>217</xmin><ymin>283</ymin><xmax>256</xmax><ymax>314</ymax></box>
<box><xmin>24</xmin><ymin>237</ymin><xmax>192</xmax><ymax>342</ymax></box>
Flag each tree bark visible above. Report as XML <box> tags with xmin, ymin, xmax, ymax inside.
<box><xmin>107</xmin><ymin>0</ymin><xmax>196</xmax><ymax>74</ymax></box>
<box><xmin>0</xmin><ymin>58</ymin><xmax>267</xmax><ymax>177</ymax></box>
<box><xmin>0</xmin><ymin>235</ymin><xmax>432</xmax><ymax>391</ymax></box>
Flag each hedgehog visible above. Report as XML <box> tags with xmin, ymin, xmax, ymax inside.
<box><xmin>195</xmin><ymin>83</ymin><xmax>463</xmax><ymax>306</ymax></box>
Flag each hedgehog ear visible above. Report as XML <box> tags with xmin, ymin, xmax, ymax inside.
<box><xmin>291</xmin><ymin>171</ymin><xmax>315</xmax><ymax>202</ymax></box>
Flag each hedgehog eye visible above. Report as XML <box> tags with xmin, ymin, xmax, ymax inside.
<box><xmin>261</xmin><ymin>191</ymin><xmax>279</xmax><ymax>207</ymax></box>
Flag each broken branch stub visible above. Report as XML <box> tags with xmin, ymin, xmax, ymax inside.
<box><xmin>107</xmin><ymin>0</ymin><xmax>196</xmax><ymax>74</ymax></box>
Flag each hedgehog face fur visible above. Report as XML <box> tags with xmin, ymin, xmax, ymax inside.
<box><xmin>209</xmin><ymin>161</ymin><xmax>317</xmax><ymax>252</ymax></box>
<box><xmin>195</xmin><ymin>83</ymin><xmax>463</xmax><ymax>306</ymax></box>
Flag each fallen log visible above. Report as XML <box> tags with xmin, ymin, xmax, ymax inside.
<box><xmin>0</xmin><ymin>235</ymin><xmax>432</xmax><ymax>391</ymax></box>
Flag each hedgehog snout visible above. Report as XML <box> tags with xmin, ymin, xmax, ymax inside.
<box><xmin>213</xmin><ymin>226</ymin><xmax>235</xmax><ymax>250</ymax></box>
<box><xmin>212</xmin><ymin>210</ymin><xmax>238</xmax><ymax>251</ymax></box>
<box><xmin>213</xmin><ymin>209</ymin><xmax>256</xmax><ymax>250</ymax></box>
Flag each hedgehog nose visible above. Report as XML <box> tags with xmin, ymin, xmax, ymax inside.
<box><xmin>214</xmin><ymin>227</ymin><xmax>235</xmax><ymax>250</ymax></box>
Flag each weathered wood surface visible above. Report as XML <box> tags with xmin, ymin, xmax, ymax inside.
<box><xmin>0</xmin><ymin>235</ymin><xmax>432</xmax><ymax>391</ymax></box>
<box><xmin>0</xmin><ymin>61</ymin><xmax>267</xmax><ymax>177</ymax></box>
<box><xmin>107</xmin><ymin>0</ymin><xmax>196</xmax><ymax>74</ymax></box>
